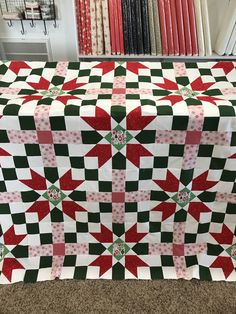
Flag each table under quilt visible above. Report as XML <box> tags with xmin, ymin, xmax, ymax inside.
<box><xmin>0</xmin><ymin>60</ymin><xmax>236</xmax><ymax>283</ymax></box>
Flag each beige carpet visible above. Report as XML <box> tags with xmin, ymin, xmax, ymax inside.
<box><xmin>0</xmin><ymin>280</ymin><xmax>236</xmax><ymax>314</ymax></box>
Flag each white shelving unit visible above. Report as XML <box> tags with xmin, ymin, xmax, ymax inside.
<box><xmin>78</xmin><ymin>0</ymin><xmax>236</xmax><ymax>62</ymax></box>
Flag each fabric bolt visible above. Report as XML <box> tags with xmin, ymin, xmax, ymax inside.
<box><xmin>122</xmin><ymin>0</ymin><xmax>130</xmax><ymax>54</ymax></box>
<box><xmin>90</xmin><ymin>0</ymin><xmax>97</xmax><ymax>55</ymax></box>
<box><xmin>194</xmin><ymin>0</ymin><xmax>205</xmax><ymax>56</ymax></box>
<box><xmin>188</xmin><ymin>0</ymin><xmax>199</xmax><ymax>56</ymax></box>
<box><xmin>201</xmin><ymin>0</ymin><xmax>212</xmax><ymax>56</ymax></box>
<box><xmin>130</xmin><ymin>0</ymin><xmax>138</xmax><ymax>54</ymax></box>
<box><xmin>127</xmin><ymin>0</ymin><xmax>134</xmax><ymax>54</ymax></box>
<box><xmin>153</xmin><ymin>0</ymin><xmax>162</xmax><ymax>55</ymax></box>
<box><xmin>135</xmin><ymin>0</ymin><xmax>144</xmax><ymax>55</ymax></box>
<box><xmin>176</xmin><ymin>0</ymin><xmax>186</xmax><ymax>55</ymax></box>
<box><xmin>148</xmin><ymin>0</ymin><xmax>157</xmax><ymax>55</ymax></box>
<box><xmin>109</xmin><ymin>0</ymin><xmax>117</xmax><ymax>54</ymax></box>
<box><xmin>233</xmin><ymin>41</ymin><xmax>236</xmax><ymax>56</ymax></box>
<box><xmin>117</xmin><ymin>0</ymin><xmax>125</xmax><ymax>55</ymax></box>
<box><xmin>164</xmin><ymin>0</ymin><xmax>174</xmax><ymax>56</ymax></box>
<box><xmin>0</xmin><ymin>60</ymin><xmax>236</xmax><ymax>284</ymax></box>
<box><xmin>225</xmin><ymin>23</ymin><xmax>236</xmax><ymax>56</ymax></box>
<box><xmin>158</xmin><ymin>0</ymin><xmax>168</xmax><ymax>55</ymax></box>
<box><xmin>170</xmin><ymin>0</ymin><xmax>180</xmax><ymax>56</ymax></box>
<box><xmin>102</xmin><ymin>0</ymin><xmax>111</xmax><ymax>55</ymax></box>
<box><xmin>96</xmin><ymin>0</ymin><xmax>104</xmax><ymax>55</ymax></box>
<box><xmin>80</xmin><ymin>0</ymin><xmax>88</xmax><ymax>55</ymax></box>
<box><xmin>75</xmin><ymin>0</ymin><xmax>83</xmax><ymax>55</ymax></box>
<box><xmin>182</xmin><ymin>0</ymin><xmax>192</xmax><ymax>56</ymax></box>
<box><xmin>215</xmin><ymin>0</ymin><xmax>236</xmax><ymax>56</ymax></box>
<box><xmin>84</xmin><ymin>0</ymin><xmax>92</xmax><ymax>55</ymax></box>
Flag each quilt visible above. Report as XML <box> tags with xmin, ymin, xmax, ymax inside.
<box><xmin>0</xmin><ymin>60</ymin><xmax>236</xmax><ymax>284</ymax></box>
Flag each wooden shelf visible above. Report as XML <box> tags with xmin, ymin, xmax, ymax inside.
<box><xmin>78</xmin><ymin>53</ymin><xmax>236</xmax><ymax>61</ymax></box>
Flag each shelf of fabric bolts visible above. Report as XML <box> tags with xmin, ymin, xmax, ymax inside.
<box><xmin>0</xmin><ymin>0</ymin><xmax>57</xmax><ymax>35</ymax></box>
<box><xmin>78</xmin><ymin>53</ymin><xmax>236</xmax><ymax>61</ymax></box>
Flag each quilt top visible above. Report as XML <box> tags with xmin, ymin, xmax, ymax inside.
<box><xmin>0</xmin><ymin>61</ymin><xmax>236</xmax><ymax>283</ymax></box>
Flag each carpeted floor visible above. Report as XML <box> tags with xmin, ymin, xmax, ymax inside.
<box><xmin>1</xmin><ymin>280</ymin><xmax>236</xmax><ymax>314</ymax></box>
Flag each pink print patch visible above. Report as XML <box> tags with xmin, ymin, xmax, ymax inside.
<box><xmin>40</xmin><ymin>144</ymin><xmax>57</xmax><ymax>167</ymax></box>
<box><xmin>173</xmin><ymin>63</ymin><xmax>187</xmax><ymax>77</ymax></box>
<box><xmin>156</xmin><ymin>130</ymin><xmax>186</xmax><ymax>144</ymax></box>
<box><xmin>34</xmin><ymin>105</ymin><xmax>51</xmax><ymax>131</ymax></box>
<box><xmin>55</xmin><ymin>62</ymin><xmax>69</xmax><ymax>77</ymax></box>
<box><xmin>7</xmin><ymin>130</ymin><xmax>37</xmax><ymax>144</ymax></box>
<box><xmin>216</xmin><ymin>193</ymin><xmax>236</xmax><ymax>204</ymax></box>
<box><xmin>0</xmin><ymin>191</ymin><xmax>21</xmax><ymax>203</ymax></box>
<box><xmin>112</xmin><ymin>203</ymin><xmax>125</xmax><ymax>224</ymax></box>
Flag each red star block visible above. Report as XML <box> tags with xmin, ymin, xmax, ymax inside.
<box><xmin>154</xmin><ymin>170</ymin><xmax>179</xmax><ymax>192</ymax></box>
<box><xmin>151</xmin><ymin>202</ymin><xmax>177</xmax><ymax>221</ymax></box>
<box><xmin>90</xmin><ymin>225</ymin><xmax>113</xmax><ymax>243</ymax></box>
<box><xmin>190</xmin><ymin>77</ymin><xmax>214</xmax><ymax>91</ymax></box>
<box><xmin>86</xmin><ymin>144</ymin><xmax>112</xmax><ymax>167</ymax></box>
<box><xmin>188</xmin><ymin>202</ymin><xmax>211</xmax><ymax>221</ymax></box>
<box><xmin>2</xmin><ymin>258</ymin><xmax>24</xmax><ymax>282</ymax></box>
<box><xmin>21</xmin><ymin>170</ymin><xmax>47</xmax><ymax>190</ymax></box>
<box><xmin>90</xmin><ymin>256</ymin><xmax>113</xmax><ymax>277</ymax></box>
<box><xmin>125</xmin><ymin>256</ymin><xmax>148</xmax><ymax>277</ymax></box>
<box><xmin>126</xmin><ymin>107</ymin><xmax>156</xmax><ymax>130</ymax></box>
<box><xmin>211</xmin><ymin>256</ymin><xmax>235</xmax><ymax>279</ymax></box>
<box><xmin>62</xmin><ymin>79</ymin><xmax>87</xmax><ymax>90</ymax></box>
<box><xmin>126</xmin><ymin>62</ymin><xmax>149</xmax><ymax>75</ymax></box>
<box><xmin>3</xmin><ymin>226</ymin><xmax>26</xmax><ymax>245</ymax></box>
<box><xmin>26</xmin><ymin>201</ymin><xmax>50</xmax><ymax>221</ymax></box>
<box><xmin>59</xmin><ymin>169</ymin><xmax>84</xmax><ymax>190</ymax></box>
<box><xmin>9</xmin><ymin>61</ymin><xmax>31</xmax><ymax>75</ymax></box>
<box><xmin>155</xmin><ymin>78</ymin><xmax>178</xmax><ymax>90</ymax></box>
<box><xmin>62</xmin><ymin>201</ymin><xmax>86</xmax><ymax>220</ymax></box>
<box><xmin>21</xmin><ymin>95</ymin><xmax>43</xmax><ymax>104</ymax></box>
<box><xmin>125</xmin><ymin>224</ymin><xmax>147</xmax><ymax>243</ymax></box>
<box><xmin>210</xmin><ymin>224</ymin><xmax>234</xmax><ymax>245</ymax></box>
<box><xmin>126</xmin><ymin>144</ymin><xmax>152</xmax><ymax>167</ymax></box>
<box><xmin>192</xmin><ymin>171</ymin><xmax>218</xmax><ymax>191</ymax></box>
<box><xmin>93</xmin><ymin>62</ymin><xmax>115</xmax><ymax>75</ymax></box>
<box><xmin>0</xmin><ymin>148</ymin><xmax>11</xmax><ymax>156</ymax></box>
<box><xmin>212</xmin><ymin>62</ymin><xmax>235</xmax><ymax>75</ymax></box>
<box><xmin>27</xmin><ymin>77</ymin><xmax>51</xmax><ymax>90</ymax></box>
<box><xmin>82</xmin><ymin>107</ymin><xmax>111</xmax><ymax>130</ymax></box>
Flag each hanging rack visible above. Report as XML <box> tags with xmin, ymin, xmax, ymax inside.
<box><xmin>1</xmin><ymin>0</ymin><xmax>56</xmax><ymax>36</ymax></box>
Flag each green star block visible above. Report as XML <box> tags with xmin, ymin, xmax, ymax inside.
<box><xmin>172</xmin><ymin>188</ymin><xmax>196</xmax><ymax>208</ymax></box>
<box><xmin>41</xmin><ymin>86</ymin><xmax>65</xmax><ymax>98</ymax></box>
<box><xmin>176</xmin><ymin>87</ymin><xmax>199</xmax><ymax>99</ymax></box>
<box><xmin>42</xmin><ymin>185</ymin><xmax>66</xmax><ymax>206</ymax></box>
<box><xmin>226</xmin><ymin>244</ymin><xmax>236</xmax><ymax>261</ymax></box>
<box><xmin>105</xmin><ymin>125</ymin><xmax>133</xmax><ymax>151</ymax></box>
<box><xmin>0</xmin><ymin>243</ymin><xmax>9</xmax><ymax>262</ymax></box>
<box><xmin>108</xmin><ymin>239</ymin><xmax>130</xmax><ymax>261</ymax></box>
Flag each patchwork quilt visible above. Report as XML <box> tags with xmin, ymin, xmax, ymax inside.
<box><xmin>0</xmin><ymin>61</ymin><xmax>236</xmax><ymax>284</ymax></box>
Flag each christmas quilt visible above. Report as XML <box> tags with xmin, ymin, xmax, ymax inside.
<box><xmin>0</xmin><ymin>61</ymin><xmax>236</xmax><ymax>284</ymax></box>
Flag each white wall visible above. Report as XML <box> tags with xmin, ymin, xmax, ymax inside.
<box><xmin>0</xmin><ymin>0</ymin><xmax>78</xmax><ymax>60</ymax></box>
